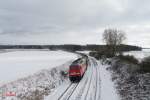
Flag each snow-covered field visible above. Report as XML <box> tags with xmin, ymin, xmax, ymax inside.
<box><xmin>0</xmin><ymin>50</ymin><xmax>79</xmax><ymax>100</ymax></box>
<box><xmin>124</xmin><ymin>49</ymin><xmax>150</xmax><ymax>61</ymax></box>
<box><xmin>0</xmin><ymin>50</ymin><xmax>78</xmax><ymax>86</ymax></box>
<box><xmin>76</xmin><ymin>51</ymin><xmax>91</xmax><ymax>55</ymax></box>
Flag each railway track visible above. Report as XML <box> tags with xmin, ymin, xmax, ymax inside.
<box><xmin>58</xmin><ymin>83</ymin><xmax>79</xmax><ymax>100</ymax></box>
<box><xmin>92</xmin><ymin>57</ymin><xmax>101</xmax><ymax>100</ymax></box>
<box><xmin>94</xmin><ymin>59</ymin><xmax>98</xmax><ymax>100</ymax></box>
<box><xmin>58</xmin><ymin>55</ymin><xmax>90</xmax><ymax>100</ymax></box>
<box><xmin>57</xmin><ymin>56</ymin><xmax>100</xmax><ymax>100</ymax></box>
<box><xmin>84</xmin><ymin>58</ymin><xmax>94</xmax><ymax>100</ymax></box>
<box><xmin>44</xmin><ymin>54</ymin><xmax>101</xmax><ymax>100</ymax></box>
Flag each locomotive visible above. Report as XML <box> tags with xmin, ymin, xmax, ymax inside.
<box><xmin>69</xmin><ymin>57</ymin><xmax>88</xmax><ymax>82</ymax></box>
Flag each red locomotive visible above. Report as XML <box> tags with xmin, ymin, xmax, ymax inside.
<box><xmin>69</xmin><ymin>57</ymin><xmax>88</xmax><ymax>82</ymax></box>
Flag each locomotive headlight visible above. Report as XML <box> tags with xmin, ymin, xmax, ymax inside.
<box><xmin>76</xmin><ymin>72</ymin><xmax>80</xmax><ymax>74</ymax></box>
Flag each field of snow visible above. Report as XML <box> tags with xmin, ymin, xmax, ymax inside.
<box><xmin>124</xmin><ymin>49</ymin><xmax>150</xmax><ymax>61</ymax></box>
<box><xmin>76</xmin><ymin>51</ymin><xmax>91</xmax><ymax>55</ymax></box>
<box><xmin>0</xmin><ymin>50</ymin><xmax>78</xmax><ymax>86</ymax></box>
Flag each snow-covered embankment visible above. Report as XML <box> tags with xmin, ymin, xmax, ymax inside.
<box><xmin>99</xmin><ymin>61</ymin><xmax>120</xmax><ymax>100</ymax></box>
<box><xmin>0</xmin><ymin>50</ymin><xmax>78</xmax><ymax>100</ymax></box>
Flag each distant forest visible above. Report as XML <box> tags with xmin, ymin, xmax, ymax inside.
<box><xmin>0</xmin><ymin>44</ymin><xmax>142</xmax><ymax>52</ymax></box>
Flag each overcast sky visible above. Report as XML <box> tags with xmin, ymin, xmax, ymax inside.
<box><xmin>0</xmin><ymin>0</ymin><xmax>150</xmax><ymax>47</ymax></box>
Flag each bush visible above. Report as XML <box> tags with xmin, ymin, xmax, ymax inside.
<box><xmin>89</xmin><ymin>51</ymin><xmax>98</xmax><ymax>58</ymax></box>
<box><xmin>60</xmin><ymin>70</ymin><xmax>68</xmax><ymax>78</ymax></box>
<box><xmin>118</xmin><ymin>55</ymin><xmax>139</xmax><ymax>64</ymax></box>
<box><xmin>89</xmin><ymin>51</ymin><xmax>114</xmax><ymax>60</ymax></box>
<box><xmin>140</xmin><ymin>56</ymin><xmax>150</xmax><ymax>72</ymax></box>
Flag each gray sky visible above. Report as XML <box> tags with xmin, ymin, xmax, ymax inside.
<box><xmin>0</xmin><ymin>0</ymin><xmax>150</xmax><ymax>47</ymax></box>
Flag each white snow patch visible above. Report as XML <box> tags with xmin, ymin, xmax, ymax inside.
<box><xmin>44</xmin><ymin>81</ymin><xmax>71</xmax><ymax>100</ymax></box>
<box><xmin>0</xmin><ymin>50</ymin><xmax>78</xmax><ymax>86</ymax></box>
<box><xmin>124</xmin><ymin>49</ymin><xmax>150</xmax><ymax>61</ymax></box>
<box><xmin>76</xmin><ymin>51</ymin><xmax>91</xmax><ymax>55</ymax></box>
<box><xmin>0</xmin><ymin>61</ymin><xmax>73</xmax><ymax>100</ymax></box>
<box><xmin>99</xmin><ymin>63</ymin><xmax>120</xmax><ymax>100</ymax></box>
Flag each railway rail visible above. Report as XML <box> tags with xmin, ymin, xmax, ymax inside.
<box><xmin>48</xmin><ymin>53</ymin><xmax>101</xmax><ymax>100</ymax></box>
<box><xmin>58</xmin><ymin>83</ymin><xmax>79</xmax><ymax>100</ymax></box>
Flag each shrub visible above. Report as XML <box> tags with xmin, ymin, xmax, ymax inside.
<box><xmin>118</xmin><ymin>55</ymin><xmax>139</xmax><ymax>64</ymax></box>
<box><xmin>60</xmin><ymin>70</ymin><xmax>68</xmax><ymax>78</ymax></box>
<box><xmin>89</xmin><ymin>51</ymin><xmax>114</xmax><ymax>60</ymax></box>
<box><xmin>89</xmin><ymin>51</ymin><xmax>98</xmax><ymax>58</ymax></box>
<box><xmin>140</xmin><ymin>56</ymin><xmax>150</xmax><ymax>72</ymax></box>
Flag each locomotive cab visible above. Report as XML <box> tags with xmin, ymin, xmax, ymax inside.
<box><xmin>69</xmin><ymin>65</ymin><xmax>82</xmax><ymax>82</ymax></box>
<box><xmin>69</xmin><ymin>58</ymin><xmax>87</xmax><ymax>82</ymax></box>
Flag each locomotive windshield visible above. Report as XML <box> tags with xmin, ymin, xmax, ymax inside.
<box><xmin>70</xmin><ymin>65</ymin><xmax>79</xmax><ymax>70</ymax></box>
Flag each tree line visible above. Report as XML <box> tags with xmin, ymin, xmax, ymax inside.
<box><xmin>0</xmin><ymin>44</ymin><xmax>141</xmax><ymax>52</ymax></box>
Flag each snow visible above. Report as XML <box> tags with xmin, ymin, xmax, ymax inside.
<box><xmin>76</xmin><ymin>51</ymin><xmax>91</xmax><ymax>55</ymax></box>
<box><xmin>0</xmin><ymin>61</ymin><xmax>74</xmax><ymax>100</ymax></box>
<box><xmin>99</xmin><ymin>62</ymin><xmax>120</xmax><ymax>100</ymax></box>
<box><xmin>110</xmin><ymin>58</ymin><xmax>150</xmax><ymax>100</ymax></box>
<box><xmin>0</xmin><ymin>50</ymin><xmax>78</xmax><ymax>86</ymax></box>
<box><xmin>0</xmin><ymin>49</ymin><xmax>121</xmax><ymax>100</ymax></box>
<box><xmin>44</xmin><ymin>81</ymin><xmax>71</xmax><ymax>100</ymax></box>
<box><xmin>124</xmin><ymin>49</ymin><xmax>150</xmax><ymax>61</ymax></box>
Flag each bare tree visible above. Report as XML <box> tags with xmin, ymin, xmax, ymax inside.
<box><xmin>103</xmin><ymin>28</ymin><xmax>126</xmax><ymax>56</ymax></box>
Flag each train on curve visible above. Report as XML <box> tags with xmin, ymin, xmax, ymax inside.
<box><xmin>69</xmin><ymin>57</ymin><xmax>88</xmax><ymax>82</ymax></box>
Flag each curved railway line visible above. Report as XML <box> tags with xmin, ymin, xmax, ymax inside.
<box><xmin>84</xmin><ymin>59</ymin><xmax>94</xmax><ymax>100</ymax></box>
<box><xmin>46</xmin><ymin>55</ymin><xmax>101</xmax><ymax>100</ymax></box>
<box><xmin>58</xmin><ymin>83</ymin><xmax>79</xmax><ymax>100</ymax></box>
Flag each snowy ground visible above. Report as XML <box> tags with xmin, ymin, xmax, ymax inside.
<box><xmin>109</xmin><ymin>58</ymin><xmax>150</xmax><ymax>100</ymax></box>
<box><xmin>124</xmin><ymin>49</ymin><xmax>150</xmax><ymax>61</ymax></box>
<box><xmin>0</xmin><ymin>61</ymin><xmax>74</xmax><ymax>100</ymax></box>
<box><xmin>76</xmin><ymin>51</ymin><xmax>91</xmax><ymax>55</ymax></box>
<box><xmin>0</xmin><ymin>50</ymin><xmax>79</xmax><ymax>100</ymax></box>
<box><xmin>99</xmin><ymin>61</ymin><xmax>120</xmax><ymax>100</ymax></box>
<box><xmin>0</xmin><ymin>50</ymin><xmax>78</xmax><ymax>86</ymax></box>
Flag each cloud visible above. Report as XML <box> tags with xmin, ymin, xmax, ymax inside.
<box><xmin>0</xmin><ymin>0</ymin><xmax>150</xmax><ymax>47</ymax></box>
